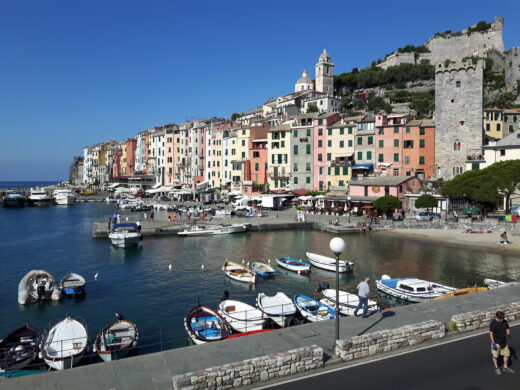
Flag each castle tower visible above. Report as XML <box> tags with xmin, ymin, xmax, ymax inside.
<box><xmin>434</xmin><ymin>60</ymin><xmax>484</xmax><ymax>180</ymax></box>
<box><xmin>315</xmin><ymin>49</ymin><xmax>334</xmax><ymax>95</ymax></box>
<box><xmin>294</xmin><ymin>70</ymin><xmax>313</xmax><ymax>92</ymax></box>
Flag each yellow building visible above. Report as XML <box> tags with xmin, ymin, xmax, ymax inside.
<box><xmin>267</xmin><ymin>123</ymin><xmax>291</xmax><ymax>190</ymax></box>
<box><xmin>484</xmin><ymin>108</ymin><xmax>505</xmax><ymax>139</ymax></box>
<box><xmin>230</xmin><ymin>127</ymin><xmax>250</xmax><ymax>193</ymax></box>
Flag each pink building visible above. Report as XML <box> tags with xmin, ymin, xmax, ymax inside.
<box><xmin>349</xmin><ymin>176</ymin><xmax>422</xmax><ymax>209</ymax></box>
<box><xmin>313</xmin><ymin>113</ymin><xmax>340</xmax><ymax>191</ymax></box>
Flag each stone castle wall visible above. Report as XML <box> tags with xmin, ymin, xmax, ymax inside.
<box><xmin>434</xmin><ymin>60</ymin><xmax>484</xmax><ymax>180</ymax></box>
<box><xmin>505</xmin><ymin>48</ymin><xmax>520</xmax><ymax>91</ymax></box>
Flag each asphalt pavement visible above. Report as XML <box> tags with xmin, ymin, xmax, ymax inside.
<box><xmin>259</xmin><ymin>325</ymin><xmax>520</xmax><ymax>390</ymax></box>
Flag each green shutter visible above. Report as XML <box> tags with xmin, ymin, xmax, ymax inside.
<box><xmin>367</xmin><ymin>151</ymin><xmax>372</xmax><ymax>160</ymax></box>
<box><xmin>378</xmin><ymin>153</ymin><xmax>384</xmax><ymax>162</ymax></box>
<box><xmin>327</xmin><ymin>153</ymin><xmax>331</xmax><ymax>161</ymax></box>
<box><xmin>357</xmin><ymin>151</ymin><xmax>362</xmax><ymax>160</ymax></box>
<box><xmin>394</xmin><ymin>153</ymin><xmax>399</xmax><ymax>162</ymax></box>
<box><xmin>394</xmin><ymin>139</ymin><xmax>399</xmax><ymax>147</ymax></box>
<box><xmin>419</xmin><ymin>139</ymin><xmax>425</xmax><ymax>148</ymax></box>
<box><xmin>379</xmin><ymin>140</ymin><xmax>384</xmax><ymax>147</ymax></box>
<box><xmin>348</xmin><ymin>140</ymin><xmax>353</xmax><ymax>147</ymax></box>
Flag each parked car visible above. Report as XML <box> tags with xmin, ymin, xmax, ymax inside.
<box><xmin>135</xmin><ymin>190</ymin><xmax>146</xmax><ymax>198</ymax></box>
<box><xmin>415</xmin><ymin>212</ymin><xmax>441</xmax><ymax>221</ymax></box>
<box><xmin>80</xmin><ymin>189</ymin><xmax>96</xmax><ymax>195</ymax></box>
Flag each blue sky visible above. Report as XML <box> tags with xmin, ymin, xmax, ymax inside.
<box><xmin>1</xmin><ymin>0</ymin><xmax>518</xmax><ymax>181</ymax></box>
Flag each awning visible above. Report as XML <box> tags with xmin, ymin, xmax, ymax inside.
<box><xmin>151</xmin><ymin>183</ymin><xmax>161</xmax><ymax>189</ymax></box>
<box><xmin>352</xmin><ymin>164</ymin><xmax>374</xmax><ymax>170</ymax></box>
<box><xmin>108</xmin><ymin>183</ymin><xmax>121</xmax><ymax>189</ymax></box>
<box><xmin>146</xmin><ymin>186</ymin><xmax>173</xmax><ymax>194</ymax></box>
<box><xmin>196</xmin><ymin>180</ymin><xmax>210</xmax><ymax>190</ymax></box>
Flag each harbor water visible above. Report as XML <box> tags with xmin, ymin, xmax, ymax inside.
<box><xmin>1</xmin><ymin>202</ymin><xmax>519</xmax><ymax>363</ymax></box>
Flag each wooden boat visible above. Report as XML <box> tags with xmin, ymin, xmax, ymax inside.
<box><xmin>93</xmin><ymin>313</ymin><xmax>138</xmax><ymax>362</ymax></box>
<box><xmin>433</xmin><ymin>287</ymin><xmax>488</xmax><ymax>300</ymax></box>
<box><xmin>184</xmin><ymin>305</ymin><xmax>232</xmax><ymax>345</ymax></box>
<box><xmin>275</xmin><ymin>257</ymin><xmax>310</xmax><ymax>274</ymax></box>
<box><xmin>250</xmin><ymin>262</ymin><xmax>275</xmax><ymax>277</ymax></box>
<box><xmin>41</xmin><ymin>317</ymin><xmax>88</xmax><ymax>370</ymax></box>
<box><xmin>227</xmin><ymin>329</ymin><xmax>274</xmax><ymax>340</ymax></box>
<box><xmin>0</xmin><ymin>324</ymin><xmax>41</xmax><ymax>372</ymax></box>
<box><xmin>108</xmin><ymin>223</ymin><xmax>142</xmax><ymax>248</ymax></box>
<box><xmin>60</xmin><ymin>273</ymin><xmax>86</xmax><ymax>296</ymax></box>
<box><xmin>218</xmin><ymin>300</ymin><xmax>266</xmax><ymax>333</ymax></box>
<box><xmin>223</xmin><ymin>261</ymin><xmax>256</xmax><ymax>284</ymax></box>
<box><xmin>305</xmin><ymin>252</ymin><xmax>354</xmax><ymax>273</ymax></box>
<box><xmin>256</xmin><ymin>292</ymin><xmax>296</xmax><ymax>328</ymax></box>
<box><xmin>321</xmin><ymin>289</ymin><xmax>378</xmax><ymax>316</ymax></box>
<box><xmin>376</xmin><ymin>274</ymin><xmax>456</xmax><ymax>303</ymax></box>
<box><xmin>293</xmin><ymin>294</ymin><xmax>335</xmax><ymax>322</ymax></box>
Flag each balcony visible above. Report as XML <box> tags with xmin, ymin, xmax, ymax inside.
<box><xmin>466</xmin><ymin>154</ymin><xmax>485</xmax><ymax>162</ymax></box>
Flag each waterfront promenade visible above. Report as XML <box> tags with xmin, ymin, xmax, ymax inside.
<box><xmin>3</xmin><ymin>284</ymin><xmax>520</xmax><ymax>390</ymax></box>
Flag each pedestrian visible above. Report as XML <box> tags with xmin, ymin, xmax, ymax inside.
<box><xmin>490</xmin><ymin>311</ymin><xmax>514</xmax><ymax>375</ymax></box>
<box><xmin>353</xmin><ymin>277</ymin><xmax>371</xmax><ymax>318</ymax></box>
<box><xmin>453</xmin><ymin>210</ymin><xmax>459</xmax><ymax>222</ymax></box>
<box><xmin>150</xmin><ymin>210</ymin><xmax>155</xmax><ymax>221</ymax></box>
<box><xmin>136</xmin><ymin>220</ymin><xmax>141</xmax><ymax>233</ymax></box>
<box><xmin>500</xmin><ymin>231</ymin><xmax>511</xmax><ymax>244</ymax></box>
<box><xmin>401</xmin><ymin>209</ymin><xmax>406</xmax><ymax>220</ymax></box>
<box><xmin>144</xmin><ymin>212</ymin><xmax>147</xmax><ymax>221</ymax></box>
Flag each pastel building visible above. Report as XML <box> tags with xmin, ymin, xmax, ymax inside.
<box><xmin>349</xmin><ymin>176</ymin><xmax>422</xmax><ymax>209</ymax></box>
<box><xmin>352</xmin><ymin>115</ymin><xmax>376</xmax><ymax>178</ymax></box>
<box><xmin>290</xmin><ymin>114</ymin><xmax>316</xmax><ymax>190</ymax></box>
<box><xmin>313</xmin><ymin>113</ymin><xmax>340</xmax><ymax>191</ymax></box>
<box><xmin>267</xmin><ymin>122</ymin><xmax>291</xmax><ymax>190</ymax></box>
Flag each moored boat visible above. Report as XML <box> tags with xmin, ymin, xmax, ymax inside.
<box><xmin>0</xmin><ymin>324</ymin><xmax>41</xmax><ymax>372</ymax></box>
<box><xmin>28</xmin><ymin>187</ymin><xmax>50</xmax><ymax>206</ymax></box>
<box><xmin>41</xmin><ymin>317</ymin><xmax>88</xmax><ymax>370</ymax></box>
<box><xmin>484</xmin><ymin>278</ymin><xmax>520</xmax><ymax>289</ymax></box>
<box><xmin>177</xmin><ymin>224</ymin><xmax>249</xmax><ymax>237</ymax></box>
<box><xmin>108</xmin><ymin>223</ymin><xmax>142</xmax><ymax>248</ymax></box>
<box><xmin>93</xmin><ymin>313</ymin><xmax>138</xmax><ymax>362</ymax></box>
<box><xmin>275</xmin><ymin>257</ymin><xmax>310</xmax><ymax>274</ymax></box>
<box><xmin>256</xmin><ymin>292</ymin><xmax>296</xmax><ymax>328</ymax></box>
<box><xmin>184</xmin><ymin>305</ymin><xmax>232</xmax><ymax>345</ymax></box>
<box><xmin>18</xmin><ymin>270</ymin><xmax>61</xmax><ymax>304</ymax></box>
<box><xmin>433</xmin><ymin>287</ymin><xmax>488</xmax><ymax>300</ymax></box>
<box><xmin>375</xmin><ymin>274</ymin><xmax>456</xmax><ymax>303</ymax></box>
<box><xmin>250</xmin><ymin>262</ymin><xmax>276</xmax><ymax>277</ymax></box>
<box><xmin>2</xmin><ymin>190</ymin><xmax>26</xmax><ymax>208</ymax></box>
<box><xmin>321</xmin><ymin>289</ymin><xmax>378</xmax><ymax>316</ymax></box>
<box><xmin>53</xmin><ymin>189</ymin><xmax>76</xmax><ymax>205</ymax></box>
<box><xmin>223</xmin><ymin>261</ymin><xmax>256</xmax><ymax>284</ymax></box>
<box><xmin>306</xmin><ymin>252</ymin><xmax>354</xmax><ymax>273</ymax></box>
<box><xmin>218</xmin><ymin>300</ymin><xmax>266</xmax><ymax>333</ymax></box>
<box><xmin>60</xmin><ymin>273</ymin><xmax>86</xmax><ymax>296</ymax></box>
<box><xmin>293</xmin><ymin>294</ymin><xmax>335</xmax><ymax>322</ymax></box>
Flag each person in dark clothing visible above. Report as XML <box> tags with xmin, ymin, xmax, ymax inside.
<box><xmin>489</xmin><ymin>311</ymin><xmax>514</xmax><ymax>375</ymax></box>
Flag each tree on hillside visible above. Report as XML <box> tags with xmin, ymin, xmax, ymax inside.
<box><xmin>231</xmin><ymin>112</ymin><xmax>245</xmax><ymax>121</ymax></box>
<box><xmin>373</xmin><ymin>195</ymin><xmax>402</xmax><ymax>218</ymax></box>
<box><xmin>414</xmin><ymin>194</ymin><xmax>438</xmax><ymax>212</ymax></box>
<box><xmin>368</xmin><ymin>96</ymin><xmax>392</xmax><ymax>114</ymax></box>
<box><xmin>307</xmin><ymin>104</ymin><xmax>319</xmax><ymax>113</ymax></box>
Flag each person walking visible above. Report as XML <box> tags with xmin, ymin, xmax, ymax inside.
<box><xmin>490</xmin><ymin>311</ymin><xmax>514</xmax><ymax>375</ymax></box>
<box><xmin>353</xmin><ymin>277</ymin><xmax>371</xmax><ymax>318</ymax></box>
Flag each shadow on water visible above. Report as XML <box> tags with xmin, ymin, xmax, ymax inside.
<box><xmin>356</xmin><ymin>310</ymin><xmax>396</xmax><ymax>336</ymax></box>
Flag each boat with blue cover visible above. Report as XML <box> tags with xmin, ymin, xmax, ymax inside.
<box><xmin>293</xmin><ymin>294</ymin><xmax>335</xmax><ymax>322</ymax></box>
<box><xmin>184</xmin><ymin>305</ymin><xmax>232</xmax><ymax>345</ymax></box>
<box><xmin>60</xmin><ymin>273</ymin><xmax>86</xmax><ymax>296</ymax></box>
<box><xmin>275</xmin><ymin>257</ymin><xmax>310</xmax><ymax>274</ymax></box>
<box><xmin>108</xmin><ymin>223</ymin><xmax>142</xmax><ymax>248</ymax></box>
<box><xmin>250</xmin><ymin>262</ymin><xmax>276</xmax><ymax>277</ymax></box>
<box><xmin>376</xmin><ymin>274</ymin><xmax>456</xmax><ymax>303</ymax></box>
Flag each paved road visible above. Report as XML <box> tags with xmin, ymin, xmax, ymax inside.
<box><xmin>262</xmin><ymin>326</ymin><xmax>520</xmax><ymax>390</ymax></box>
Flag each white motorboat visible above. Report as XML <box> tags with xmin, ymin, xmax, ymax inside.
<box><xmin>215</xmin><ymin>208</ymin><xmax>232</xmax><ymax>216</ymax></box>
<box><xmin>41</xmin><ymin>317</ymin><xmax>88</xmax><ymax>370</ymax></box>
<box><xmin>306</xmin><ymin>252</ymin><xmax>354</xmax><ymax>273</ymax></box>
<box><xmin>376</xmin><ymin>274</ymin><xmax>456</xmax><ymax>303</ymax></box>
<box><xmin>293</xmin><ymin>294</ymin><xmax>335</xmax><ymax>322</ymax></box>
<box><xmin>108</xmin><ymin>223</ymin><xmax>142</xmax><ymax>248</ymax></box>
<box><xmin>218</xmin><ymin>300</ymin><xmax>266</xmax><ymax>333</ymax></box>
<box><xmin>256</xmin><ymin>292</ymin><xmax>296</xmax><ymax>328</ymax></box>
<box><xmin>28</xmin><ymin>187</ymin><xmax>50</xmax><ymax>206</ymax></box>
<box><xmin>18</xmin><ymin>270</ymin><xmax>61</xmax><ymax>304</ymax></box>
<box><xmin>93</xmin><ymin>313</ymin><xmax>138</xmax><ymax>362</ymax></box>
<box><xmin>223</xmin><ymin>261</ymin><xmax>256</xmax><ymax>284</ymax></box>
<box><xmin>321</xmin><ymin>289</ymin><xmax>378</xmax><ymax>316</ymax></box>
<box><xmin>484</xmin><ymin>278</ymin><xmax>520</xmax><ymax>289</ymax></box>
<box><xmin>2</xmin><ymin>190</ymin><xmax>26</xmax><ymax>208</ymax></box>
<box><xmin>177</xmin><ymin>224</ymin><xmax>249</xmax><ymax>237</ymax></box>
<box><xmin>105</xmin><ymin>195</ymin><xmax>118</xmax><ymax>203</ymax></box>
<box><xmin>53</xmin><ymin>188</ymin><xmax>76</xmax><ymax>205</ymax></box>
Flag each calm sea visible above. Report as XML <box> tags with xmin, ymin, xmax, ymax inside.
<box><xmin>0</xmin><ymin>181</ymin><xmax>61</xmax><ymax>189</ymax></box>
<box><xmin>0</xmin><ymin>203</ymin><xmax>518</xmax><ymax>366</ymax></box>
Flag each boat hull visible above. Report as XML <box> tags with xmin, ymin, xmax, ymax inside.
<box><xmin>275</xmin><ymin>258</ymin><xmax>310</xmax><ymax>274</ymax></box>
<box><xmin>109</xmin><ymin>233</ymin><xmax>141</xmax><ymax>248</ymax></box>
<box><xmin>256</xmin><ymin>293</ymin><xmax>296</xmax><ymax>328</ymax></box>
<box><xmin>0</xmin><ymin>324</ymin><xmax>40</xmax><ymax>372</ymax></box>
<box><xmin>218</xmin><ymin>300</ymin><xmax>265</xmax><ymax>333</ymax></box>
<box><xmin>3</xmin><ymin>197</ymin><xmax>25</xmax><ymax>208</ymax></box>
<box><xmin>250</xmin><ymin>262</ymin><xmax>275</xmax><ymax>277</ymax></box>
<box><xmin>55</xmin><ymin>195</ymin><xmax>75</xmax><ymax>205</ymax></box>
<box><xmin>306</xmin><ymin>252</ymin><xmax>353</xmax><ymax>273</ymax></box>
<box><xmin>294</xmin><ymin>295</ymin><xmax>335</xmax><ymax>322</ymax></box>
<box><xmin>375</xmin><ymin>280</ymin><xmax>454</xmax><ymax>303</ymax></box>
<box><xmin>44</xmin><ymin>354</ymin><xmax>84</xmax><ymax>370</ymax></box>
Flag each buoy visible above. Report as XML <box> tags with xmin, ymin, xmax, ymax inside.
<box><xmin>94</xmin><ymin>272</ymin><xmax>99</xmax><ymax>280</ymax></box>
<box><xmin>168</xmin><ymin>264</ymin><xmax>172</xmax><ymax>271</ymax></box>
<box><xmin>201</xmin><ymin>264</ymin><xmax>205</xmax><ymax>270</ymax></box>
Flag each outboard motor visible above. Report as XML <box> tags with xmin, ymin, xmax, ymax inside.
<box><xmin>37</xmin><ymin>284</ymin><xmax>46</xmax><ymax>301</ymax></box>
<box><xmin>220</xmin><ymin>290</ymin><xmax>230</xmax><ymax>302</ymax></box>
<box><xmin>315</xmin><ymin>281</ymin><xmax>330</xmax><ymax>293</ymax></box>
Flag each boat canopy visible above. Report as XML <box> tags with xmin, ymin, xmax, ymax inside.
<box><xmin>112</xmin><ymin>223</ymin><xmax>139</xmax><ymax>231</ymax></box>
<box><xmin>380</xmin><ymin>277</ymin><xmax>416</xmax><ymax>288</ymax></box>
<box><xmin>351</xmin><ymin>164</ymin><xmax>374</xmax><ymax>170</ymax></box>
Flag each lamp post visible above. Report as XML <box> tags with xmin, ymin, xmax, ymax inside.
<box><xmin>330</xmin><ymin>237</ymin><xmax>346</xmax><ymax>342</ymax></box>
<box><xmin>347</xmin><ymin>196</ymin><xmax>352</xmax><ymax>223</ymax></box>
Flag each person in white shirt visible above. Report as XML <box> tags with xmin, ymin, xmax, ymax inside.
<box><xmin>353</xmin><ymin>277</ymin><xmax>371</xmax><ymax>318</ymax></box>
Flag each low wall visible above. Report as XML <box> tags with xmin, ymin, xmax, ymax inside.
<box><xmin>450</xmin><ymin>301</ymin><xmax>520</xmax><ymax>333</ymax></box>
<box><xmin>172</xmin><ymin>345</ymin><xmax>323</xmax><ymax>390</ymax></box>
<box><xmin>335</xmin><ymin>320</ymin><xmax>446</xmax><ymax>361</ymax></box>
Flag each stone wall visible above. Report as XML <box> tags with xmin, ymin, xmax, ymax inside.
<box><xmin>505</xmin><ymin>48</ymin><xmax>520</xmax><ymax>91</ymax></box>
<box><xmin>172</xmin><ymin>345</ymin><xmax>323</xmax><ymax>390</ymax></box>
<box><xmin>377</xmin><ymin>218</ymin><xmax>519</xmax><ymax>233</ymax></box>
<box><xmin>450</xmin><ymin>302</ymin><xmax>520</xmax><ymax>333</ymax></box>
<box><xmin>335</xmin><ymin>320</ymin><xmax>446</xmax><ymax>361</ymax></box>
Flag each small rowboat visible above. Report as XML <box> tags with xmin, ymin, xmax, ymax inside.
<box><xmin>184</xmin><ymin>305</ymin><xmax>232</xmax><ymax>345</ymax></box>
<box><xmin>250</xmin><ymin>262</ymin><xmax>276</xmax><ymax>277</ymax></box>
<box><xmin>275</xmin><ymin>257</ymin><xmax>310</xmax><ymax>274</ymax></box>
<box><xmin>0</xmin><ymin>324</ymin><xmax>41</xmax><ymax>372</ymax></box>
<box><xmin>60</xmin><ymin>273</ymin><xmax>86</xmax><ymax>296</ymax></box>
<box><xmin>256</xmin><ymin>292</ymin><xmax>296</xmax><ymax>328</ymax></box>
<box><xmin>433</xmin><ymin>287</ymin><xmax>488</xmax><ymax>300</ymax></box>
<box><xmin>306</xmin><ymin>252</ymin><xmax>354</xmax><ymax>273</ymax></box>
<box><xmin>223</xmin><ymin>261</ymin><xmax>256</xmax><ymax>284</ymax></box>
<box><xmin>93</xmin><ymin>313</ymin><xmax>138</xmax><ymax>362</ymax></box>
<box><xmin>218</xmin><ymin>300</ymin><xmax>266</xmax><ymax>333</ymax></box>
<box><xmin>41</xmin><ymin>317</ymin><xmax>88</xmax><ymax>370</ymax></box>
<box><xmin>293</xmin><ymin>294</ymin><xmax>335</xmax><ymax>322</ymax></box>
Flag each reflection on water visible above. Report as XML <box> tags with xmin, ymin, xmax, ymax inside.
<box><xmin>0</xmin><ymin>203</ymin><xmax>519</xmax><ymax>357</ymax></box>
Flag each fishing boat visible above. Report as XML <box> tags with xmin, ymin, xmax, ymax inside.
<box><xmin>53</xmin><ymin>188</ymin><xmax>76</xmax><ymax>205</ymax></box>
<box><xmin>375</xmin><ymin>274</ymin><xmax>456</xmax><ymax>303</ymax></box>
<box><xmin>223</xmin><ymin>261</ymin><xmax>256</xmax><ymax>284</ymax></box>
<box><xmin>250</xmin><ymin>262</ymin><xmax>276</xmax><ymax>277</ymax></box>
<box><xmin>40</xmin><ymin>317</ymin><xmax>88</xmax><ymax>370</ymax></box>
<box><xmin>2</xmin><ymin>190</ymin><xmax>26</xmax><ymax>208</ymax></box>
<box><xmin>0</xmin><ymin>324</ymin><xmax>41</xmax><ymax>372</ymax></box>
<box><xmin>275</xmin><ymin>257</ymin><xmax>311</xmax><ymax>274</ymax></box>
<box><xmin>177</xmin><ymin>224</ymin><xmax>249</xmax><ymax>237</ymax></box>
<box><xmin>433</xmin><ymin>287</ymin><xmax>488</xmax><ymax>300</ymax></box>
<box><xmin>256</xmin><ymin>292</ymin><xmax>296</xmax><ymax>328</ymax></box>
<box><xmin>93</xmin><ymin>313</ymin><xmax>138</xmax><ymax>362</ymax></box>
<box><xmin>59</xmin><ymin>273</ymin><xmax>86</xmax><ymax>296</ymax></box>
<box><xmin>321</xmin><ymin>289</ymin><xmax>378</xmax><ymax>316</ymax></box>
<box><xmin>18</xmin><ymin>270</ymin><xmax>61</xmax><ymax>304</ymax></box>
<box><xmin>28</xmin><ymin>187</ymin><xmax>50</xmax><ymax>206</ymax></box>
<box><xmin>293</xmin><ymin>294</ymin><xmax>335</xmax><ymax>322</ymax></box>
<box><xmin>184</xmin><ymin>305</ymin><xmax>232</xmax><ymax>345</ymax></box>
<box><xmin>484</xmin><ymin>278</ymin><xmax>520</xmax><ymax>289</ymax></box>
<box><xmin>218</xmin><ymin>300</ymin><xmax>266</xmax><ymax>333</ymax></box>
<box><xmin>108</xmin><ymin>223</ymin><xmax>142</xmax><ymax>248</ymax></box>
<box><xmin>305</xmin><ymin>252</ymin><xmax>354</xmax><ymax>273</ymax></box>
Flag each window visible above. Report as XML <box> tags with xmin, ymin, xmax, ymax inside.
<box><xmin>339</xmin><ymin>180</ymin><xmax>345</xmax><ymax>187</ymax></box>
<box><xmin>368</xmin><ymin>136</ymin><xmax>373</xmax><ymax>145</ymax></box>
<box><xmin>394</xmin><ymin>126</ymin><xmax>399</xmax><ymax>134</ymax></box>
<box><xmin>293</xmin><ymin>163</ymin><xmax>298</xmax><ymax>172</ymax></box>
<box><xmin>405</xmin><ymin>127</ymin><xmax>410</xmax><ymax>133</ymax></box>
<box><xmin>328</xmin><ymin>128</ymin><xmax>332</xmax><ymax>136</ymax></box>
<box><xmin>366</xmin><ymin>151</ymin><xmax>372</xmax><ymax>160</ymax></box>
<box><xmin>327</xmin><ymin>153</ymin><xmax>331</xmax><ymax>161</ymax></box>
<box><xmin>378</xmin><ymin>140</ymin><xmax>384</xmax><ymax>147</ymax></box>
<box><xmin>405</xmin><ymin>156</ymin><xmax>410</xmax><ymax>164</ymax></box>
<box><xmin>318</xmin><ymin>154</ymin><xmax>323</xmax><ymax>161</ymax></box>
<box><xmin>419</xmin><ymin>127</ymin><xmax>425</xmax><ymax>135</ymax></box>
<box><xmin>306</xmin><ymin>129</ymin><xmax>311</xmax><ymax>137</ymax></box>
<box><xmin>497</xmin><ymin>123</ymin><xmax>501</xmax><ymax>131</ymax></box>
<box><xmin>293</xmin><ymin>177</ymin><xmax>298</xmax><ymax>184</ymax></box>
<box><xmin>318</xmin><ymin>128</ymin><xmax>323</xmax><ymax>136</ymax></box>
<box><xmin>378</xmin><ymin>153</ymin><xmax>384</xmax><ymax>162</ymax></box>
<box><xmin>393</xmin><ymin>153</ymin><xmax>399</xmax><ymax>162</ymax></box>
<box><xmin>241</xmin><ymin>152</ymin><xmax>245</xmax><ymax>158</ymax></box>
<box><xmin>281</xmin><ymin>141</ymin><xmax>285</xmax><ymax>148</ymax></box>
<box><xmin>319</xmin><ymin>167</ymin><xmax>324</xmax><ymax>175</ymax></box>
<box><xmin>348</xmin><ymin>140</ymin><xmax>353</xmax><ymax>147</ymax></box>
<box><xmin>394</xmin><ymin>139</ymin><xmax>399</xmax><ymax>147</ymax></box>
<box><xmin>378</xmin><ymin>128</ymin><xmax>384</xmax><ymax>135</ymax></box>
<box><xmin>509</xmin><ymin>125</ymin><xmax>514</xmax><ymax>132</ymax></box>
<box><xmin>318</xmin><ymin>119</ymin><xmax>323</xmax><ymax>125</ymax></box>
<box><xmin>456</xmin><ymin>81</ymin><xmax>461</xmax><ymax>88</ymax></box>
<box><xmin>486</xmin><ymin>123</ymin><xmax>491</xmax><ymax>131</ymax></box>
<box><xmin>404</xmin><ymin>140</ymin><xmax>413</xmax><ymax>148</ymax></box>
<box><xmin>348</xmin><ymin>127</ymin><xmax>353</xmax><ymax>135</ymax></box>
<box><xmin>293</xmin><ymin>130</ymin><xmax>298</xmax><ymax>137</ymax></box>
<box><xmin>318</xmin><ymin>140</ymin><xmax>323</xmax><ymax>147</ymax></box>
<box><xmin>253</xmin><ymin>151</ymin><xmax>260</xmax><ymax>158</ymax></box>
<box><xmin>419</xmin><ymin>139</ymin><xmax>425</xmax><ymax>148</ymax></box>
<box><xmin>241</xmin><ymin>140</ymin><xmax>245</xmax><ymax>146</ymax></box>
<box><xmin>340</xmin><ymin>128</ymin><xmax>344</xmax><ymax>135</ymax></box>
<box><xmin>339</xmin><ymin>140</ymin><xmax>344</xmax><ymax>148</ymax></box>
<box><xmin>419</xmin><ymin>156</ymin><xmax>425</xmax><ymax>165</ymax></box>
<box><xmin>306</xmin><ymin>176</ymin><xmax>311</xmax><ymax>184</ymax></box>
<box><xmin>306</xmin><ymin>144</ymin><xmax>311</xmax><ymax>154</ymax></box>
<box><xmin>453</xmin><ymin>141</ymin><xmax>461</xmax><ymax>151</ymax></box>
<box><xmin>500</xmin><ymin>149</ymin><xmax>506</xmax><ymax>156</ymax></box>
<box><xmin>293</xmin><ymin>145</ymin><xmax>298</xmax><ymax>155</ymax></box>
<box><xmin>327</xmin><ymin>140</ymin><xmax>332</xmax><ymax>147</ymax></box>
<box><xmin>306</xmin><ymin>162</ymin><xmax>311</xmax><ymax>172</ymax></box>
<box><xmin>255</xmin><ymin>163</ymin><xmax>259</xmax><ymax>170</ymax></box>
<box><xmin>357</xmin><ymin>137</ymin><xmax>362</xmax><ymax>145</ymax></box>
<box><xmin>357</xmin><ymin>151</ymin><xmax>362</xmax><ymax>160</ymax></box>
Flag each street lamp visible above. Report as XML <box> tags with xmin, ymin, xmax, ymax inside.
<box><xmin>330</xmin><ymin>237</ymin><xmax>346</xmax><ymax>342</ymax></box>
<box><xmin>347</xmin><ymin>196</ymin><xmax>352</xmax><ymax>223</ymax></box>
